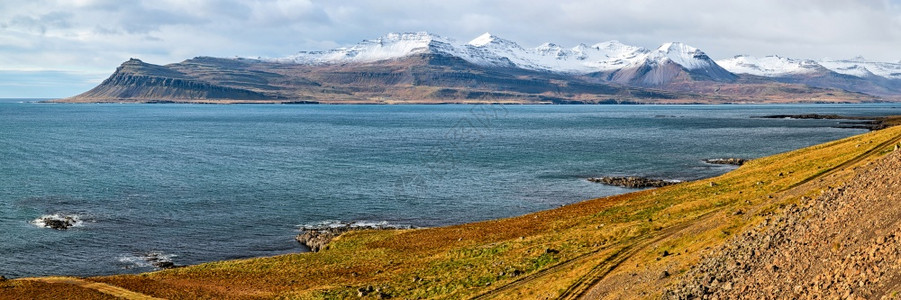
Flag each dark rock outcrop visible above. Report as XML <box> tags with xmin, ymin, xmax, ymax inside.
<box><xmin>587</xmin><ymin>176</ymin><xmax>679</xmax><ymax>188</ymax></box>
<box><xmin>142</xmin><ymin>252</ymin><xmax>179</xmax><ymax>269</ymax></box>
<box><xmin>703</xmin><ymin>158</ymin><xmax>747</xmax><ymax>166</ymax></box>
<box><xmin>756</xmin><ymin>114</ymin><xmax>894</xmax><ymax>131</ymax></box>
<box><xmin>295</xmin><ymin>227</ymin><xmax>356</xmax><ymax>252</ymax></box>
<box><xmin>756</xmin><ymin>113</ymin><xmax>847</xmax><ymax>120</ymax></box>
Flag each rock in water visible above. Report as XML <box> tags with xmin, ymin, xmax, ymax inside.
<box><xmin>33</xmin><ymin>214</ymin><xmax>79</xmax><ymax>230</ymax></box>
<box><xmin>142</xmin><ymin>252</ymin><xmax>179</xmax><ymax>269</ymax></box>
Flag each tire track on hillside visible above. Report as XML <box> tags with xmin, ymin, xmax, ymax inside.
<box><xmin>786</xmin><ymin>131</ymin><xmax>901</xmax><ymax>190</ymax></box>
<box><xmin>18</xmin><ymin>277</ymin><xmax>166</xmax><ymax>300</ymax></box>
<box><xmin>469</xmin><ymin>213</ymin><xmax>709</xmax><ymax>300</ymax></box>
<box><xmin>557</xmin><ymin>213</ymin><xmax>716</xmax><ymax>300</ymax></box>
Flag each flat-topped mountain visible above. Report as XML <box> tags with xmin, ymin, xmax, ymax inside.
<box><xmin>61</xmin><ymin>32</ymin><xmax>894</xmax><ymax>104</ymax></box>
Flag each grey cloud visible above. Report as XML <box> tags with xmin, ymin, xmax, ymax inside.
<box><xmin>2</xmin><ymin>0</ymin><xmax>901</xmax><ymax>97</ymax></box>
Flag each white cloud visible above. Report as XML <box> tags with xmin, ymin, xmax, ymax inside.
<box><xmin>1</xmin><ymin>0</ymin><xmax>900</xmax><ymax>97</ymax></box>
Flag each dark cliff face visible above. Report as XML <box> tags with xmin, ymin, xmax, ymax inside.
<box><xmin>72</xmin><ymin>59</ymin><xmax>274</xmax><ymax>101</ymax></box>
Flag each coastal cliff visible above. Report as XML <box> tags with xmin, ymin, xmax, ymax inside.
<box><xmin>66</xmin><ymin>59</ymin><xmax>273</xmax><ymax>102</ymax></box>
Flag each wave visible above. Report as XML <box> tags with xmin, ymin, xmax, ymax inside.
<box><xmin>117</xmin><ymin>251</ymin><xmax>177</xmax><ymax>270</ymax></box>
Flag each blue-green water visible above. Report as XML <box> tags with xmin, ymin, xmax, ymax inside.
<box><xmin>2</xmin><ymin>100</ymin><xmax>899</xmax><ymax>278</ymax></box>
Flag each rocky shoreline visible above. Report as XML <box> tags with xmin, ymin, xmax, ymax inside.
<box><xmin>296</xmin><ymin>223</ymin><xmax>406</xmax><ymax>252</ymax></box>
<box><xmin>755</xmin><ymin>114</ymin><xmax>894</xmax><ymax>131</ymax></box>
<box><xmin>587</xmin><ymin>176</ymin><xmax>680</xmax><ymax>188</ymax></box>
<box><xmin>703</xmin><ymin>158</ymin><xmax>747</xmax><ymax>166</ymax></box>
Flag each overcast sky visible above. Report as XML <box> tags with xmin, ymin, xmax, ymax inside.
<box><xmin>2</xmin><ymin>0</ymin><xmax>900</xmax><ymax>97</ymax></box>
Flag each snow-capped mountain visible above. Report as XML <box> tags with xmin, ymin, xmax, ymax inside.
<box><xmin>652</xmin><ymin>42</ymin><xmax>717</xmax><ymax>70</ymax></box>
<box><xmin>718</xmin><ymin>55</ymin><xmax>901</xmax><ymax>81</ymax></box>
<box><xmin>716</xmin><ymin>55</ymin><xmax>822</xmax><ymax>77</ymax></box>
<box><xmin>598</xmin><ymin>41</ymin><xmax>737</xmax><ymax>86</ymax></box>
<box><xmin>217</xmin><ymin>31</ymin><xmax>901</xmax><ymax>99</ymax></box>
<box><xmin>463</xmin><ymin>33</ymin><xmax>652</xmax><ymax>73</ymax></box>
<box><xmin>273</xmin><ymin>32</ymin><xmax>727</xmax><ymax>79</ymax></box>
<box><xmin>277</xmin><ymin>32</ymin><xmax>467</xmax><ymax>65</ymax></box>
<box><xmin>717</xmin><ymin>54</ymin><xmax>901</xmax><ymax>97</ymax></box>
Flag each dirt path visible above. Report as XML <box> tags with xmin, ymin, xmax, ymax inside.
<box><xmin>18</xmin><ymin>277</ymin><xmax>165</xmax><ymax>300</ymax></box>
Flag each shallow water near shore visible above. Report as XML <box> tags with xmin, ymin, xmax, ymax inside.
<box><xmin>1</xmin><ymin>100</ymin><xmax>900</xmax><ymax>278</ymax></box>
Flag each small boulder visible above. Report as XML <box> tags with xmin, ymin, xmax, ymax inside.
<box><xmin>659</xmin><ymin>270</ymin><xmax>670</xmax><ymax>279</ymax></box>
<box><xmin>153</xmin><ymin>261</ymin><xmax>176</xmax><ymax>269</ymax></box>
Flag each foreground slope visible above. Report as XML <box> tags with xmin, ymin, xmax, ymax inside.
<box><xmin>667</xmin><ymin>146</ymin><xmax>901</xmax><ymax>298</ymax></box>
<box><xmin>4</xmin><ymin>121</ymin><xmax>901</xmax><ymax>299</ymax></box>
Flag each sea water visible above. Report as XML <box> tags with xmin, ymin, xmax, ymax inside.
<box><xmin>1</xmin><ymin>100</ymin><xmax>899</xmax><ymax>277</ymax></box>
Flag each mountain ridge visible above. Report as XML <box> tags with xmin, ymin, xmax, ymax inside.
<box><xmin>59</xmin><ymin>31</ymin><xmax>897</xmax><ymax>104</ymax></box>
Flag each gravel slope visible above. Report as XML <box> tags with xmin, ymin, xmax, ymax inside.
<box><xmin>666</xmin><ymin>149</ymin><xmax>901</xmax><ymax>299</ymax></box>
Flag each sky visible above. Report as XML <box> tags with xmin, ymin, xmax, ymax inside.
<box><xmin>2</xmin><ymin>0</ymin><xmax>900</xmax><ymax>98</ymax></box>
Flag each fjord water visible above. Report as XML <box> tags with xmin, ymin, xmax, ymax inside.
<box><xmin>2</xmin><ymin>100</ymin><xmax>900</xmax><ymax>278</ymax></box>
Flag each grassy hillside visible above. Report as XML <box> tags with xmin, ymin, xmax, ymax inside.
<box><xmin>4</xmin><ymin>125</ymin><xmax>901</xmax><ymax>299</ymax></box>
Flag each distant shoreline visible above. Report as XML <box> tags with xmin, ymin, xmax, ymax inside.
<box><xmin>44</xmin><ymin>98</ymin><xmax>898</xmax><ymax>105</ymax></box>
